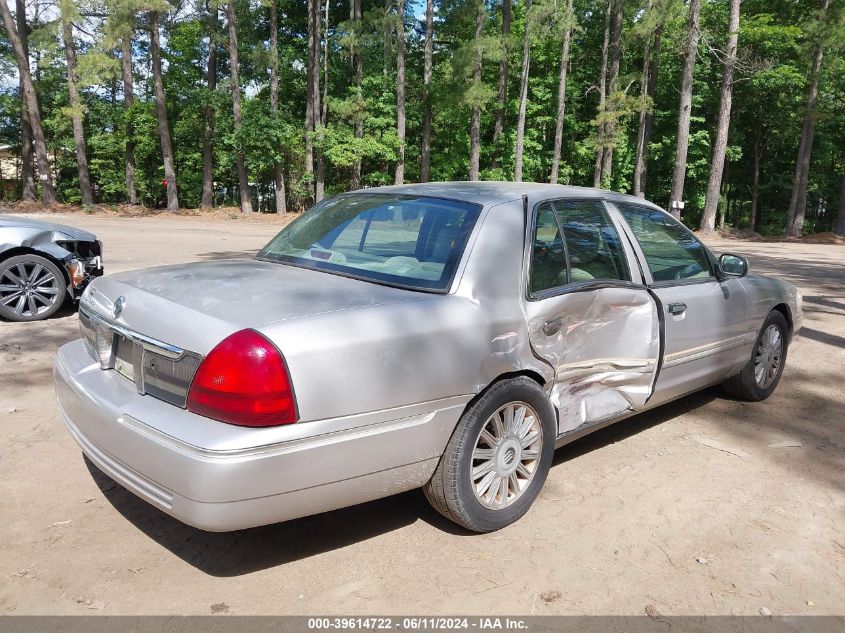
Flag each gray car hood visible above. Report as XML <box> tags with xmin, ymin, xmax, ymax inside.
<box><xmin>84</xmin><ymin>259</ymin><xmax>423</xmax><ymax>355</ymax></box>
<box><xmin>0</xmin><ymin>214</ymin><xmax>97</xmax><ymax>241</ymax></box>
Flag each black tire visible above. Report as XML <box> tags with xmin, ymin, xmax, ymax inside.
<box><xmin>424</xmin><ymin>376</ymin><xmax>556</xmax><ymax>532</ymax></box>
<box><xmin>0</xmin><ymin>254</ymin><xmax>68</xmax><ymax>322</ymax></box>
<box><xmin>721</xmin><ymin>310</ymin><xmax>789</xmax><ymax>402</ymax></box>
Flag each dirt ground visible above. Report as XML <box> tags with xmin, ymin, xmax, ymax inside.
<box><xmin>0</xmin><ymin>211</ymin><xmax>843</xmax><ymax>616</ymax></box>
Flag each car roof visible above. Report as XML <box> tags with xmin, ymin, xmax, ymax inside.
<box><xmin>349</xmin><ymin>181</ymin><xmax>665</xmax><ymax>210</ymax></box>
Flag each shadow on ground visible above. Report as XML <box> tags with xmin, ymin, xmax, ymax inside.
<box><xmin>88</xmin><ymin>387</ymin><xmax>723</xmax><ymax>578</ymax></box>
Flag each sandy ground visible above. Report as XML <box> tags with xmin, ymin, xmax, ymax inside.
<box><xmin>0</xmin><ymin>212</ymin><xmax>843</xmax><ymax>616</ymax></box>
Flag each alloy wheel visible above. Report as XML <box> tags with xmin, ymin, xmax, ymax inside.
<box><xmin>754</xmin><ymin>324</ymin><xmax>783</xmax><ymax>389</ymax></box>
<box><xmin>470</xmin><ymin>402</ymin><xmax>543</xmax><ymax>510</ymax></box>
<box><xmin>0</xmin><ymin>261</ymin><xmax>61</xmax><ymax>318</ymax></box>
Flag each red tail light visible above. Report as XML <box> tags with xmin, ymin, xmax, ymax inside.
<box><xmin>187</xmin><ymin>329</ymin><xmax>298</xmax><ymax>427</ymax></box>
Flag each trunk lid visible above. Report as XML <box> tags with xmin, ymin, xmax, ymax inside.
<box><xmin>83</xmin><ymin>259</ymin><xmax>421</xmax><ymax>355</ymax></box>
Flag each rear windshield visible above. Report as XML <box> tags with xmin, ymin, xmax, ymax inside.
<box><xmin>257</xmin><ymin>193</ymin><xmax>483</xmax><ymax>291</ymax></box>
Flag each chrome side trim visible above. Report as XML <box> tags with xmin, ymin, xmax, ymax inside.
<box><xmin>663</xmin><ymin>334</ymin><xmax>747</xmax><ymax>368</ymax></box>
<box><xmin>557</xmin><ymin>358</ymin><xmax>655</xmax><ymax>374</ymax></box>
<box><xmin>80</xmin><ymin>304</ymin><xmax>186</xmax><ymax>360</ymax></box>
<box><xmin>120</xmin><ymin>410</ymin><xmax>438</xmax><ymax>460</ymax></box>
<box><xmin>117</xmin><ymin>394</ymin><xmax>472</xmax><ymax>459</ymax></box>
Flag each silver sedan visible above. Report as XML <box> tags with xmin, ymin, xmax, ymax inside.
<box><xmin>54</xmin><ymin>183</ymin><xmax>802</xmax><ymax>532</ymax></box>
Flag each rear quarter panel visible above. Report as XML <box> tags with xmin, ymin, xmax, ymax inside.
<box><xmin>254</xmin><ymin>198</ymin><xmax>552</xmax><ymax>424</ymax></box>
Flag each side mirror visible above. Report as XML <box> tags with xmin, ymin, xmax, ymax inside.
<box><xmin>718</xmin><ymin>253</ymin><xmax>748</xmax><ymax>279</ymax></box>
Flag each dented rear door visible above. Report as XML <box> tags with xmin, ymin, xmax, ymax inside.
<box><xmin>525</xmin><ymin>288</ymin><xmax>660</xmax><ymax>434</ymax></box>
<box><xmin>523</xmin><ymin>198</ymin><xmax>660</xmax><ymax>435</ymax></box>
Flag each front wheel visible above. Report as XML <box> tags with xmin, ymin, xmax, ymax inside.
<box><xmin>424</xmin><ymin>376</ymin><xmax>556</xmax><ymax>532</ymax></box>
<box><xmin>0</xmin><ymin>254</ymin><xmax>68</xmax><ymax>322</ymax></box>
<box><xmin>721</xmin><ymin>310</ymin><xmax>789</xmax><ymax>401</ymax></box>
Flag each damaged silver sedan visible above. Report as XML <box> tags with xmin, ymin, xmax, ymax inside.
<box><xmin>54</xmin><ymin>183</ymin><xmax>802</xmax><ymax>533</ymax></box>
<box><xmin>1</xmin><ymin>215</ymin><xmax>103</xmax><ymax>321</ymax></box>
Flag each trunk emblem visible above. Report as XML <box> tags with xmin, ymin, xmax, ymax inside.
<box><xmin>113</xmin><ymin>296</ymin><xmax>126</xmax><ymax>319</ymax></box>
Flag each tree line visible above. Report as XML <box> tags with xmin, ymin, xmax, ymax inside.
<box><xmin>1</xmin><ymin>0</ymin><xmax>843</xmax><ymax>235</ymax></box>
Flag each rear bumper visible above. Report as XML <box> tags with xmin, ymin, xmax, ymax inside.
<box><xmin>55</xmin><ymin>339</ymin><xmax>466</xmax><ymax>531</ymax></box>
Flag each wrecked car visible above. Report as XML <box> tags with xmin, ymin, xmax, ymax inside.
<box><xmin>1</xmin><ymin>215</ymin><xmax>103</xmax><ymax>322</ymax></box>
<box><xmin>54</xmin><ymin>183</ymin><xmax>802</xmax><ymax>533</ymax></box>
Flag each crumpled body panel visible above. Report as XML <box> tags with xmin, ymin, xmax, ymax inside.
<box><xmin>0</xmin><ymin>216</ymin><xmax>103</xmax><ymax>296</ymax></box>
<box><xmin>526</xmin><ymin>286</ymin><xmax>660</xmax><ymax>434</ymax></box>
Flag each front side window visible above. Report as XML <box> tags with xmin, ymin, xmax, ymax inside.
<box><xmin>530</xmin><ymin>199</ymin><xmax>629</xmax><ymax>295</ymax></box>
<box><xmin>258</xmin><ymin>193</ymin><xmax>481</xmax><ymax>291</ymax></box>
<box><xmin>616</xmin><ymin>204</ymin><xmax>712</xmax><ymax>283</ymax></box>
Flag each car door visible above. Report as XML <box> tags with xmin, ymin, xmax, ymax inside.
<box><xmin>522</xmin><ymin>198</ymin><xmax>661</xmax><ymax>435</ymax></box>
<box><xmin>609</xmin><ymin>202</ymin><xmax>749</xmax><ymax>406</ymax></box>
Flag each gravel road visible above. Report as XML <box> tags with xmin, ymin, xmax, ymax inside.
<box><xmin>1</xmin><ymin>212</ymin><xmax>842</xmax><ymax>616</ymax></box>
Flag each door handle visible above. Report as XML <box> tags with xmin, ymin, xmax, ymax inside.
<box><xmin>667</xmin><ymin>302</ymin><xmax>687</xmax><ymax>316</ymax></box>
<box><xmin>543</xmin><ymin>318</ymin><xmax>563</xmax><ymax>336</ymax></box>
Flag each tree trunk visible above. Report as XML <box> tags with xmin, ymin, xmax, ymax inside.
<box><xmin>383</xmin><ymin>0</ymin><xmax>392</xmax><ymax>76</ymax></box>
<box><xmin>149</xmin><ymin>11</ymin><xmax>178</xmax><ymax>211</ymax></box>
<box><xmin>321</xmin><ymin>0</ymin><xmax>328</xmax><ymax>128</ymax></box>
<box><xmin>121</xmin><ymin>34</ymin><xmax>137</xmax><ymax>205</ymax></box>
<box><xmin>700</xmin><ymin>0</ymin><xmax>740</xmax><ymax>232</ymax></box>
<box><xmin>268</xmin><ymin>0</ymin><xmax>286</xmax><ymax>213</ymax></box>
<box><xmin>201</xmin><ymin>3</ymin><xmax>217</xmax><ymax>209</ymax></box>
<box><xmin>313</xmin><ymin>0</ymin><xmax>324</xmax><ymax>202</ymax></box>
<box><xmin>639</xmin><ymin>22</ymin><xmax>662</xmax><ymax>197</ymax></box>
<box><xmin>599</xmin><ymin>0</ymin><xmax>623</xmax><ymax>184</ymax></box>
<box><xmin>492</xmin><ymin>0</ymin><xmax>512</xmax><ymax>148</ymax></box>
<box><xmin>717</xmin><ymin>161</ymin><xmax>731</xmax><ymax>229</ymax></box>
<box><xmin>632</xmin><ymin>33</ymin><xmax>651</xmax><ymax>198</ymax></box>
<box><xmin>305</xmin><ymin>0</ymin><xmax>315</xmax><ymax>199</ymax></box>
<box><xmin>835</xmin><ymin>173</ymin><xmax>845</xmax><ymax>236</ymax></box>
<box><xmin>786</xmin><ymin>0</ymin><xmax>829</xmax><ymax>237</ymax></box>
<box><xmin>633</xmin><ymin>15</ymin><xmax>662</xmax><ymax>197</ymax></box>
<box><xmin>225</xmin><ymin>1</ymin><xmax>252</xmax><ymax>213</ymax></box>
<box><xmin>668</xmin><ymin>0</ymin><xmax>701</xmax><ymax>218</ymax></box>
<box><xmin>16</xmin><ymin>0</ymin><xmax>35</xmax><ymax>201</ymax></box>
<box><xmin>593</xmin><ymin>0</ymin><xmax>611</xmax><ymax>187</ymax></box>
<box><xmin>350</xmin><ymin>0</ymin><xmax>364</xmax><ymax>189</ymax></box>
<box><xmin>468</xmin><ymin>0</ymin><xmax>484</xmax><ymax>181</ymax></box>
<box><xmin>513</xmin><ymin>0</ymin><xmax>532</xmax><ymax>182</ymax></box>
<box><xmin>394</xmin><ymin>0</ymin><xmax>405</xmax><ymax>184</ymax></box>
<box><xmin>1</xmin><ymin>0</ymin><xmax>55</xmax><ymax>203</ymax></box>
<box><xmin>60</xmin><ymin>8</ymin><xmax>94</xmax><ymax>206</ymax></box>
<box><xmin>419</xmin><ymin>0</ymin><xmax>434</xmax><ymax>182</ymax></box>
<box><xmin>749</xmin><ymin>124</ymin><xmax>764</xmax><ymax>231</ymax></box>
<box><xmin>549</xmin><ymin>0</ymin><xmax>573</xmax><ymax>185</ymax></box>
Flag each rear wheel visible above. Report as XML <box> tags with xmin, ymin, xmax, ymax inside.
<box><xmin>0</xmin><ymin>254</ymin><xmax>67</xmax><ymax>322</ymax></box>
<box><xmin>721</xmin><ymin>310</ymin><xmax>789</xmax><ymax>401</ymax></box>
<box><xmin>424</xmin><ymin>376</ymin><xmax>556</xmax><ymax>532</ymax></box>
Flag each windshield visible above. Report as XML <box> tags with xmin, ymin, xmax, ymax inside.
<box><xmin>257</xmin><ymin>193</ymin><xmax>483</xmax><ymax>291</ymax></box>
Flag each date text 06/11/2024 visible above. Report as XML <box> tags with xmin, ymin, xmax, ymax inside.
<box><xmin>307</xmin><ymin>618</ymin><xmax>529</xmax><ymax>630</ymax></box>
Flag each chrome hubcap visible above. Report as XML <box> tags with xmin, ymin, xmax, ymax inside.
<box><xmin>471</xmin><ymin>402</ymin><xmax>543</xmax><ymax>510</ymax></box>
<box><xmin>754</xmin><ymin>324</ymin><xmax>783</xmax><ymax>388</ymax></box>
<box><xmin>0</xmin><ymin>262</ymin><xmax>60</xmax><ymax>317</ymax></box>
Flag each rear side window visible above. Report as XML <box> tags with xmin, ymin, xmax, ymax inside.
<box><xmin>616</xmin><ymin>204</ymin><xmax>712</xmax><ymax>283</ymax></box>
<box><xmin>530</xmin><ymin>199</ymin><xmax>629</xmax><ymax>295</ymax></box>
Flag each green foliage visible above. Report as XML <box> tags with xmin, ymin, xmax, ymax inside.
<box><xmin>0</xmin><ymin>0</ymin><xmax>842</xmax><ymax>231</ymax></box>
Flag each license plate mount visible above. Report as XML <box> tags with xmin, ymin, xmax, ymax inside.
<box><xmin>113</xmin><ymin>335</ymin><xmax>135</xmax><ymax>381</ymax></box>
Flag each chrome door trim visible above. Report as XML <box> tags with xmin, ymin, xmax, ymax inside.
<box><xmin>662</xmin><ymin>334</ymin><xmax>748</xmax><ymax>368</ymax></box>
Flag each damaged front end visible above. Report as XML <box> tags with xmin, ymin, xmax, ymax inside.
<box><xmin>0</xmin><ymin>215</ymin><xmax>104</xmax><ymax>301</ymax></box>
<box><xmin>53</xmin><ymin>239</ymin><xmax>104</xmax><ymax>298</ymax></box>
